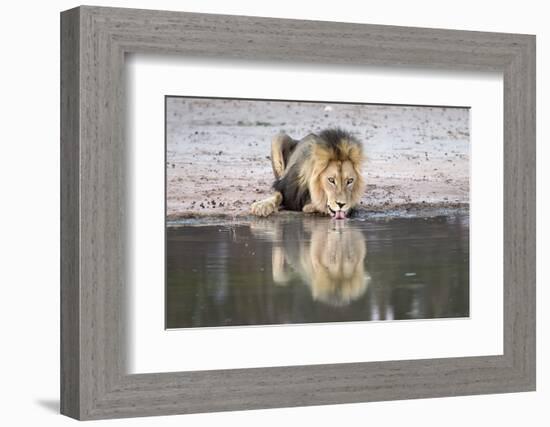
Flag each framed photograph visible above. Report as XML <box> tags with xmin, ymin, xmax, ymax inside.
<box><xmin>60</xmin><ymin>6</ymin><xmax>536</xmax><ymax>420</ymax></box>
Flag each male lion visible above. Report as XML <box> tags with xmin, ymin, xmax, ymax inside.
<box><xmin>250</xmin><ymin>128</ymin><xmax>366</xmax><ymax>219</ymax></box>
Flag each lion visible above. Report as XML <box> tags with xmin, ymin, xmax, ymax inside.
<box><xmin>251</xmin><ymin>217</ymin><xmax>370</xmax><ymax>306</ymax></box>
<box><xmin>250</xmin><ymin>128</ymin><xmax>366</xmax><ymax>219</ymax></box>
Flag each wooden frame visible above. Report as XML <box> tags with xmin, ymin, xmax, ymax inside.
<box><xmin>60</xmin><ymin>5</ymin><xmax>536</xmax><ymax>420</ymax></box>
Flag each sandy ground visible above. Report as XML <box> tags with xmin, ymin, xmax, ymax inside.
<box><xmin>166</xmin><ymin>98</ymin><xmax>469</xmax><ymax>219</ymax></box>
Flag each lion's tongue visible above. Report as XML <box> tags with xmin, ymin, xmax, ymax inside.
<box><xmin>334</xmin><ymin>211</ymin><xmax>346</xmax><ymax>220</ymax></box>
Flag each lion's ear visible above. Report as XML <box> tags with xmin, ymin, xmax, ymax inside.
<box><xmin>309</xmin><ymin>143</ymin><xmax>331</xmax><ymax>179</ymax></box>
<box><xmin>342</xmin><ymin>142</ymin><xmax>364</xmax><ymax>166</ymax></box>
<box><xmin>311</xmin><ymin>143</ymin><xmax>333</xmax><ymax>164</ymax></box>
<box><xmin>349</xmin><ymin>144</ymin><xmax>364</xmax><ymax>166</ymax></box>
<box><xmin>310</xmin><ymin>162</ymin><xmax>328</xmax><ymax>182</ymax></box>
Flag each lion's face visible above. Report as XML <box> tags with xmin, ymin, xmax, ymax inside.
<box><xmin>298</xmin><ymin>130</ymin><xmax>365</xmax><ymax>218</ymax></box>
<box><xmin>318</xmin><ymin>160</ymin><xmax>361</xmax><ymax>219</ymax></box>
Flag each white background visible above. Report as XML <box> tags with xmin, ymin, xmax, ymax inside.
<box><xmin>129</xmin><ymin>58</ymin><xmax>503</xmax><ymax>373</ymax></box>
<box><xmin>0</xmin><ymin>0</ymin><xmax>546</xmax><ymax>426</ymax></box>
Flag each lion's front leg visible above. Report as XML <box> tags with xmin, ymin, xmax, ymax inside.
<box><xmin>302</xmin><ymin>203</ymin><xmax>324</xmax><ymax>214</ymax></box>
<box><xmin>250</xmin><ymin>192</ymin><xmax>283</xmax><ymax>217</ymax></box>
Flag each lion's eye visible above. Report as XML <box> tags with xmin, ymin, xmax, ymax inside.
<box><xmin>328</xmin><ymin>177</ymin><xmax>335</xmax><ymax>184</ymax></box>
<box><xmin>347</xmin><ymin>178</ymin><xmax>354</xmax><ymax>185</ymax></box>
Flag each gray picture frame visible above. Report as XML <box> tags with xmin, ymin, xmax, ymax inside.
<box><xmin>60</xmin><ymin>5</ymin><xmax>536</xmax><ymax>420</ymax></box>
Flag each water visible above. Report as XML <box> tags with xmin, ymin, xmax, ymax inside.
<box><xmin>166</xmin><ymin>214</ymin><xmax>469</xmax><ymax>329</ymax></box>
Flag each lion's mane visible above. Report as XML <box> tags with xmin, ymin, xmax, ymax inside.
<box><xmin>273</xmin><ymin>128</ymin><xmax>365</xmax><ymax>212</ymax></box>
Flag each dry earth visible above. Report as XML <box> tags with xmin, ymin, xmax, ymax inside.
<box><xmin>166</xmin><ymin>98</ymin><xmax>469</xmax><ymax>219</ymax></box>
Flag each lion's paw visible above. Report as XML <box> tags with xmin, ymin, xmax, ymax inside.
<box><xmin>250</xmin><ymin>199</ymin><xmax>277</xmax><ymax>217</ymax></box>
<box><xmin>302</xmin><ymin>203</ymin><xmax>318</xmax><ymax>214</ymax></box>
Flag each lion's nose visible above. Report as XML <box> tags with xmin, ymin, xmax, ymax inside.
<box><xmin>336</xmin><ymin>202</ymin><xmax>345</xmax><ymax>209</ymax></box>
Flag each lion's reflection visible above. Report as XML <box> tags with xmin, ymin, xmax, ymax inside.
<box><xmin>251</xmin><ymin>217</ymin><xmax>370</xmax><ymax>307</ymax></box>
